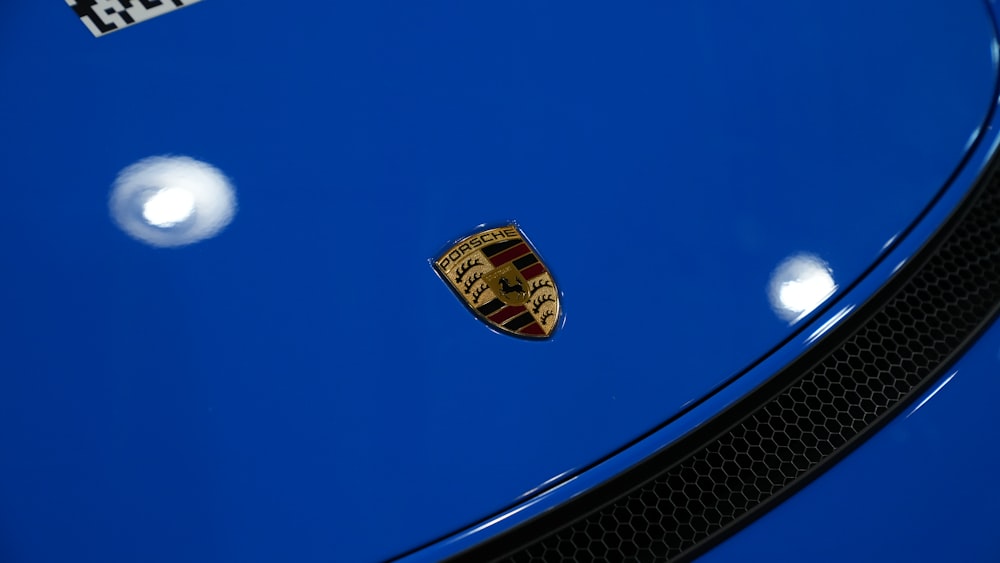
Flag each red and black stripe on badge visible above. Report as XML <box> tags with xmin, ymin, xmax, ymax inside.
<box><xmin>474</xmin><ymin>238</ymin><xmax>549</xmax><ymax>337</ymax></box>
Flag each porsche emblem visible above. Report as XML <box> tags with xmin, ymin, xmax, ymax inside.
<box><xmin>434</xmin><ymin>225</ymin><xmax>560</xmax><ymax>338</ymax></box>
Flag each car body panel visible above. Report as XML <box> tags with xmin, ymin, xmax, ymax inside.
<box><xmin>399</xmin><ymin>84</ymin><xmax>1000</xmax><ymax>560</ymax></box>
<box><xmin>699</xmin><ymin>320</ymin><xmax>1000</xmax><ymax>562</ymax></box>
<box><xmin>0</xmin><ymin>1</ymin><xmax>997</xmax><ymax>562</ymax></box>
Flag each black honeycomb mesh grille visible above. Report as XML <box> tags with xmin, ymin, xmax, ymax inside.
<box><xmin>450</xmin><ymin>156</ymin><xmax>1000</xmax><ymax>562</ymax></box>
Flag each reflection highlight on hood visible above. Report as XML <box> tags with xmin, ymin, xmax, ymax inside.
<box><xmin>142</xmin><ymin>186</ymin><xmax>196</xmax><ymax>227</ymax></box>
<box><xmin>109</xmin><ymin>156</ymin><xmax>237</xmax><ymax>247</ymax></box>
<box><xmin>768</xmin><ymin>253</ymin><xmax>837</xmax><ymax>324</ymax></box>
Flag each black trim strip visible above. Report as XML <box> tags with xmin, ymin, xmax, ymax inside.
<box><xmin>445</xmin><ymin>129</ymin><xmax>1000</xmax><ymax>563</ymax></box>
<box><xmin>477</xmin><ymin>299</ymin><xmax>504</xmax><ymax>316</ymax></box>
<box><xmin>482</xmin><ymin>239</ymin><xmax>523</xmax><ymax>257</ymax></box>
<box><xmin>503</xmin><ymin>312</ymin><xmax>536</xmax><ymax>331</ymax></box>
<box><xmin>512</xmin><ymin>254</ymin><xmax>539</xmax><ymax>270</ymax></box>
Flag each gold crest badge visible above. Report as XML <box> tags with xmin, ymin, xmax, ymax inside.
<box><xmin>434</xmin><ymin>225</ymin><xmax>560</xmax><ymax>338</ymax></box>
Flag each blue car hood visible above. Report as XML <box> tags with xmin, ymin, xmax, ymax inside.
<box><xmin>0</xmin><ymin>1</ymin><xmax>996</xmax><ymax>562</ymax></box>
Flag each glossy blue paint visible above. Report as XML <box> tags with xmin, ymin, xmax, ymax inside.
<box><xmin>0</xmin><ymin>2</ymin><xmax>996</xmax><ymax>562</ymax></box>
<box><xmin>402</xmin><ymin>69</ymin><xmax>1000</xmax><ymax>561</ymax></box>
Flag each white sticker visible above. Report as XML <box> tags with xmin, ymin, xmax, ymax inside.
<box><xmin>66</xmin><ymin>0</ymin><xmax>202</xmax><ymax>37</ymax></box>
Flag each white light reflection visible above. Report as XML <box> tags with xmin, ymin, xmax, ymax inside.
<box><xmin>768</xmin><ymin>253</ymin><xmax>837</xmax><ymax>324</ymax></box>
<box><xmin>906</xmin><ymin>371</ymin><xmax>958</xmax><ymax>418</ymax></box>
<box><xmin>805</xmin><ymin>304</ymin><xmax>855</xmax><ymax>345</ymax></box>
<box><xmin>965</xmin><ymin>125</ymin><xmax>983</xmax><ymax>151</ymax></box>
<box><xmin>142</xmin><ymin>186</ymin><xmax>196</xmax><ymax>227</ymax></box>
<box><xmin>881</xmin><ymin>233</ymin><xmax>899</xmax><ymax>252</ymax></box>
<box><xmin>110</xmin><ymin>156</ymin><xmax>236</xmax><ymax>247</ymax></box>
<box><xmin>517</xmin><ymin>469</ymin><xmax>576</xmax><ymax>500</ymax></box>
